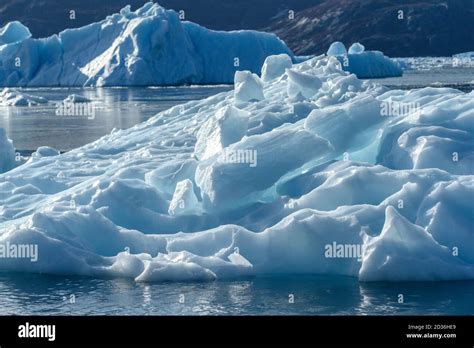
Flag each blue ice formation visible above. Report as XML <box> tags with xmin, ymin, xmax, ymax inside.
<box><xmin>327</xmin><ymin>41</ymin><xmax>403</xmax><ymax>78</ymax></box>
<box><xmin>0</xmin><ymin>3</ymin><xmax>293</xmax><ymax>87</ymax></box>
<box><xmin>1</xmin><ymin>53</ymin><xmax>473</xmax><ymax>282</ymax></box>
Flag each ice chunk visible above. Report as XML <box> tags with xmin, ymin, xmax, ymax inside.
<box><xmin>234</xmin><ymin>71</ymin><xmax>265</xmax><ymax>103</ymax></box>
<box><xmin>286</xmin><ymin>69</ymin><xmax>322</xmax><ymax>99</ymax></box>
<box><xmin>327</xmin><ymin>41</ymin><xmax>347</xmax><ymax>57</ymax></box>
<box><xmin>145</xmin><ymin>159</ymin><xmax>198</xmax><ymax>196</ymax></box>
<box><xmin>135</xmin><ymin>259</ymin><xmax>217</xmax><ymax>282</ymax></box>
<box><xmin>194</xmin><ymin>105</ymin><xmax>249</xmax><ymax>160</ymax></box>
<box><xmin>168</xmin><ymin>179</ymin><xmax>202</xmax><ymax>216</ymax></box>
<box><xmin>348</xmin><ymin>42</ymin><xmax>365</xmax><ymax>54</ymax></box>
<box><xmin>346</xmin><ymin>51</ymin><xmax>402</xmax><ymax>78</ymax></box>
<box><xmin>0</xmin><ymin>128</ymin><xmax>16</xmax><ymax>173</ymax></box>
<box><xmin>30</xmin><ymin>146</ymin><xmax>60</xmax><ymax>161</ymax></box>
<box><xmin>359</xmin><ymin>207</ymin><xmax>474</xmax><ymax>281</ymax></box>
<box><xmin>261</xmin><ymin>54</ymin><xmax>293</xmax><ymax>82</ymax></box>
<box><xmin>0</xmin><ymin>21</ymin><xmax>31</xmax><ymax>45</ymax></box>
<box><xmin>196</xmin><ymin>128</ymin><xmax>333</xmax><ymax>210</ymax></box>
<box><xmin>63</xmin><ymin>94</ymin><xmax>91</xmax><ymax>103</ymax></box>
<box><xmin>0</xmin><ymin>88</ymin><xmax>48</xmax><ymax>106</ymax></box>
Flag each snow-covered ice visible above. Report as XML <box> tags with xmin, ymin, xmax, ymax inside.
<box><xmin>0</xmin><ymin>3</ymin><xmax>293</xmax><ymax>87</ymax></box>
<box><xmin>0</xmin><ymin>54</ymin><xmax>473</xmax><ymax>282</ymax></box>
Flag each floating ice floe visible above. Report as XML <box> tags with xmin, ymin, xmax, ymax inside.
<box><xmin>0</xmin><ymin>88</ymin><xmax>48</xmax><ymax>106</ymax></box>
<box><xmin>0</xmin><ymin>54</ymin><xmax>473</xmax><ymax>282</ymax></box>
<box><xmin>63</xmin><ymin>94</ymin><xmax>91</xmax><ymax>103</ymax></box>
<box><xmin>0</xmin><ymin>2</ymin><xmax>293</xmax><ymax>87</ymax></box>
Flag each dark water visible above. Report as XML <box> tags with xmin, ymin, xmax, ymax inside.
<box><xmin>0</xmin><ymin>86</ymin><xmax>231</xmax><ymax>152</ymax></box>
<box><xmin>0</xmin><ymin>273</ymin><xmax>473</xmax><ymax>315</ymax></box>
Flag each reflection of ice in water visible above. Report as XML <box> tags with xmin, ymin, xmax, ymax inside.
<box><xmin>142</xmin><ymin>285</ymin><xmax>152</xmax><ymax>305</ymax></box>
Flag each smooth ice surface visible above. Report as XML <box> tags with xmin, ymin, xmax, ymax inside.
<box><xmin>0</xmin><ymin>3</ymin><xmax>292</xmax><ymax>87</ymax></box>
<box><xmin>1</xmin><ymin>54</ymin><xmax>473</xmax><ymax>282</ymax></box>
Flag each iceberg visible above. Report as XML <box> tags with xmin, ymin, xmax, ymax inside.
<box><xmin>0</xmin><ymin>3</ymin><xmax>293</xmax><ymax>87</ymax></box>
<box><xmin>327</xmin><ymin>41</ymin><xmax>348</xmax><ymax>57</ymax></box>
<box><xmin>327</xmin><ymin>41</ymin><xmax>402</xmax><ymax>78</ymax></box>
<box><xmin>261</xmin><ymin>54</ymin><xmax>293</xmax><ymax>82</ymax></box>
<box><xmin>0</xmin><ymin>54</ymin><xmax>473</xmax><ymax>282</ymax></box>
<box><xmin>348</xmin><ymin>42</ymin><xmax>365</xmax><ymax>54</ymax></box>
<box><xmin>234</xmin><ymin>71</ymin><xmax>265</xmax><ymax>103</ymax></box>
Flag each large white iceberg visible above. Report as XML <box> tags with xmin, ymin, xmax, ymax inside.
<box><xmin>0</xmin><ymin>54</ymin><xmax>473</xmax><ymax>282</ymax></box>
<box><xmin>0</xmin><ymin>3</ymin><xmax>293</xmax><ymax>87</ymax></box>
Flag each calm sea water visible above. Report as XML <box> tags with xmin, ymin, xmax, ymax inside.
<box><xmin>1</xmin><ymin>68</ymin><xmax>473</xmax><ymax>153</ymax></box>
<box><xmin>0</xmin><ymin>273</ymin><xmax>473</xmax><ymax>315</ymax></box>
<box><xmin>0</xmin><ymin>86</ymin><xmax>231</xmax><ymax>153</ymax></box>
<box><xmin>370</xmin><ymin>67</ymin><xmax>474</xmax><ymax>92</ymax></box>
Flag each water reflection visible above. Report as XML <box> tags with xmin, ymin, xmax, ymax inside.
<box><xmin>0</xmin><ymin>86</ymin><xmax>231</xmax><ymax>152</ymax></box>
<box><xmin>0</xmin><ymin>273</ymin><xmax>473</xmax><ymax>315</ymax></box>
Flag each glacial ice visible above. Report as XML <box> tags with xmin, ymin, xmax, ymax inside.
<box><xmin>0</xmin><ymin>54</ymin><xmax>473</xmax><ymax>282</ymax></box>
<box><xmin>348</xmin><ymin>43</ymin><xmax>365</xmax><ymax>54</ymax></box>
<box><xmin>0</xmin><ymin>21</ymin><xmax>31</xmax><ymax>45</ymax></box>
<box><xmin>234</xmin><ymin>71</ymin><xmax>265</xmax><ymax>103</ymax></box>
<box><xmin>327</xmin><ymin>42</ymin><xmax>348</xmax><ymax>57</ymax></box>
<box><xmin>326</xmin><ymin>41</ymin><xmax>402</xmax><ymax>78</ymax></box>
<box><xmin>0</xmin><ymin>3</ymin><xmax>293</xmax><ymax>87</ymax></box>
<box><xmin>0</xmin><ymin>88</ymin><xmax>48</xmax><ymax>106</ymax></box>
<box><xmin>0</xmin><ymin>129</ymin><xmax>16</xmax><ymax>173</ymax></box>
<box><xmin>194</xmin><ymin>106</ymin><xmax>250</xmax><ymax>160</ymax></box>
<box><xmin>286</xmin><ymin>69</ymin><xmax>323</xmax><ymax>99</ymax></box>
<box><xmin>261</xmin><ymin>54</ymin><xmax>293</xmax><ymax>82</ymax></box>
